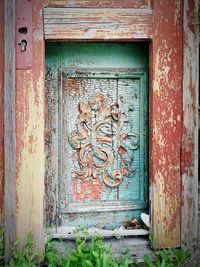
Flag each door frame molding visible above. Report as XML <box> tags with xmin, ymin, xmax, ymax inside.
<box><xmin>43</xmin><ymin>7</ymin><xmax>153</xmax><ymax>41</ymax></box>
<box><xmin>4</xmin><ymin>0</ymin><xmax>16</xmax><ymax>261</ymax></box>
<box><xmin>4</xmin><ymin>0</ymin><xmax>199</xmax><ymax>252</ymax></box>
<box><xmin>42</xmin><ymin>5</ymin><xmax>183</xmax><ymax>249</ymax></box>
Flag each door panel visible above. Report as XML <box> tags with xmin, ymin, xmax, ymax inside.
<box><xmin>45</xmin><ymin>43</ymin><xmax>148</xmax><ymax>229</ymax></box>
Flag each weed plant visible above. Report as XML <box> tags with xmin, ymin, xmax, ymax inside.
<box><xmin>0</xmin><ymin>228</ymin><xmax>4</xmax><ymax>266</ymax></box>
<box><xmin>0</xmin><ymin>229</ymin><xmax>190</xmax><ymax>267</ymax></box>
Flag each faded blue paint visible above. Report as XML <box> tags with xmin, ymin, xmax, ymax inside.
<box><xmin>45</xmin><ymin>42</ymin><xmax>149</xmax><ymax>229</ymax></box>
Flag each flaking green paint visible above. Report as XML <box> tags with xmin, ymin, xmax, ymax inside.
<box><xmin>45</xmin><ymin>42</ymin><xmax>149</xmax><ymax>229</ymax></box>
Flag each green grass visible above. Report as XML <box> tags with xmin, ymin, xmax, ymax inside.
<box><xmin>0</xmin><ymin>229</ymin><xmax>190</xmax><ymax>267</ymax></box>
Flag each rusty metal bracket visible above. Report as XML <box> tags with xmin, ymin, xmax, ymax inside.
<box><xmin>16</xmin><ymin>0</ymin><xmax>32</xmax><ymax>69</ymax></box>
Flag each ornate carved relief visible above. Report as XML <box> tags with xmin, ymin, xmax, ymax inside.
<box><xmin>69</xmin><ymin>93</ymin><xmax>139</xmax><ymax>187</ymax></box>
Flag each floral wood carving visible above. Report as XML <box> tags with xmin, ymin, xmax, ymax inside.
<box><xmin>68</xmin><ymin>93</ymin><xmax>139</xmax><ymax>187</ymax></box>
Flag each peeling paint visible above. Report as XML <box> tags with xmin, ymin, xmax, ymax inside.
<box><xmin>16</xmin><ymin>69</ymin><xmax>44</xmax><ymax>249</ymax></box>
<box><xmin>174</xmin><ymin>0</ymin><xmax>181</xmax><ymax>26</ymax></box>
<box><xmin>15</xmin><ymin>0</ymin><xmax>46</xmax><ymax>250</ymax></box>
<box><xmin>71</xmin><ymin>175</ymin><xmax>103</xmax><ymax>202</ymax></box>
<box><xmin>43</xmin><ymin>8</ymin><xmax>153</xmax><ymax>41</ymax></box>
<box><xmin>45</xmin><ymin>0</ymin><xmax>151</xmax><ymax>8</ymax></box>
<box><xmin>4</xmin><ymin>0</ymin><xmax>192</xmax><ymax>252</ymax></box>
<box><xmin>45</xmin><ymin>44</ymin><xmax>149</xmax><ymax>229</ymax></box>
<box><xmin>151</xmin><ymin>0</ymin><xmax>182</xmax><ymax>248</ymax></box>
<box><xmin>181</xmin><ymin>1</ymin><xmax>199</xmax><ymax>251</ymax></box>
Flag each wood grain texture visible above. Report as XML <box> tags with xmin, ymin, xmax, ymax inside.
<box><xmin>16</xmin><ymin>70</ymin><xmax>44</xmax><ymax>250</ymax></box>
<box><xmin>44</xmin><ymin>8</ymin><xmax>152</xmax><ymax>40</ymax></box>
<box><xmin>15</xmin><ymin>0</ymin><xmax>45</xmax><ymax>250</ymax></box>
<box><xmin>150</xmin><ymin>0</ymin><xmax>183</xmax><ymax>248</ymax></box>
<box><xmin>181</xmin><ymin>0</ymin><xmax>199</xmax><ymax>252</ymax></box>
<box><xmin>45</xmin><ymin>63</ymin><xmax>59</xmax><ymax>225</ymax></box>
<box><xmin>45</xmin><ymin>0</ymin><xmax>152</xmax><ymax>8</ymax></box>
<box><xmin>4</xmin><ymin>0</ymin><xmax>16</xmax><ymax>261</ymax></box>
<box><xmin>48</xmin><ymin>226</ymin><xmax>149</xmax><ymax>239</ymax></box>
<box><xmin>0</xmin><ymin>0</ymin><xmax>4</xmax><ymax>226</ymax></box>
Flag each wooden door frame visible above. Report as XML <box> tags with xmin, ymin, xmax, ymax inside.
<box><xmin>4</xmin><ymin>0</ymin><xmax>199</xmax><ymax>255</ymax></box>
<box><xmin>45</xmin><ymin>66</ymin><xmax>149</xmax><ymax>228</ymax></box>
<box><xmin>43</xmin><ymin>5</ymin><xmax>183</xmax><ymax>249</ymax></box>
<box><xmin>4</xmin><ymin>0</ymin><xmax>16</xmax><ymax>261</ymax></box>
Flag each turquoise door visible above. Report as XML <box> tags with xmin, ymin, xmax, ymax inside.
<box><xmin>45</xmin><ymin>43</ymin><xmax>149</xmax><ymax>229</ymax></box>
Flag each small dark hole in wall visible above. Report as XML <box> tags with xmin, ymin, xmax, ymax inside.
<box><xmin>19</xmin><ymin>27</ymin><xmax>28</xmax><ymax>34</ymax></box>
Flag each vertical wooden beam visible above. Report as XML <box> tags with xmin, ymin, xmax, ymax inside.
<box><xmin>4</xmin><ymin>0</ymin><xmax>16</xmax><ymax>261</ymax></box>
<box><xmin>181</xmin><ymin>0</ymin><xmax>199</xmax><ymax>252</ymax></box>
<box><xmin>15</xmin><ymin>0</ymin><xmax>44</xmax><ymax>250</ymax></box>
<box><xmin>0</xmin><ymin>0</ymin><xmax>5</xmax><ymax>226</ymax></box>
<box><xmin>151</xmin><ymin>0</ymin><xmax>183</xmax><ymax>248</ymax></box>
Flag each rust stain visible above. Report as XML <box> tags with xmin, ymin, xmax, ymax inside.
<box><xmin>188</xmin><ymin>65</ymin><xmax>197</xmax><ymax>110</ymax></box>
<box><xmin>187</xmin><ymin>0</ymin><xmax>195</xmax><ymax>33</ymax></box>
<box><xmin>181</xmin><ymin>127</ymin><xmax>194</xmax><ymax>177</ymax></box>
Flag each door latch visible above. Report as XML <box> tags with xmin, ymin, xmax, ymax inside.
<box><xmin>16</xmin><ymin>0</ymin><xmax>32</xmax><ymax>68</ymax></box>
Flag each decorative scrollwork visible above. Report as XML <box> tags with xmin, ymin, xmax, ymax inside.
<box><xmin>68</xmin><ymin>93</ymin><xmax>139</xmax><ymax>187</ymax></box>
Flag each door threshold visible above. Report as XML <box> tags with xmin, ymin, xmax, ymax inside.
<box><xmin>47</xmin><ymin>226</ymin><xmax>149</xmax><ymax>240</ymax></box>
<box><xmin>50</xmin><ymin>235</ymin><xmax>153</xmax><ymax>265</ymax></box>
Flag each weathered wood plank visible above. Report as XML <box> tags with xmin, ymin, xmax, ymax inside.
<box><xmin>181</xmin><ymin>0</ymin><xmax>199</xmax><ymax>252</ymax></box>
<box><xmin>15</xmin><ymin>0</ymin><xmax>45</xmax><ymax>250</ymax></box>
<box><xmin>4</xmin><ymin>0</ymin><xmax>16</xmax><ymax>261</ymax></box>
<box><xmin>45</xmin><ymin>63</ymin><xmax>59</xmax><ymax>225</ymax></box>
<box><xmin>48</xmin><ymin>226</ymin><xmax>149</xmax><ymax>239</ymax></box>
<box><xmin>44</xmin><ymin>8</ymin><xmax>153</xmax><ymax>40</ymax></box>
<box><xmin>0</xmin><ymin>0</ymin><xmax>5</xmax><ymax>226</ymax></box>
<box><xmin>45</xmin><ymin>0</ymin><xmax>152</xmax><ymax>9</ymax></box>
<box><xmin>199</xmin><ymin>184</ymin><xmax>200</xmax><ymax>249</ymax></box>
<box><xmin>150</xmin><ymin>0</ymin><xmax>182</xmax><ymax>248</ymax></box>
<box><xmin>16</xmin><ymin>69</ymin><xmax>45</xmax><ymax>250</ymax></box>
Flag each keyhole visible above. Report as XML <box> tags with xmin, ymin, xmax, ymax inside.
<box><xmin>18</xmin><ymin>39</ymin><xmax>27</xmax><ymax>52</ymax></box>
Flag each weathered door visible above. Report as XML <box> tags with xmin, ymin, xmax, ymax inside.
<box><xmin>45</xmin><ymin>43</ymin><xmax>149</xmax><ymax>229</ymax></box>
